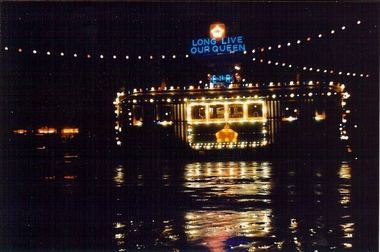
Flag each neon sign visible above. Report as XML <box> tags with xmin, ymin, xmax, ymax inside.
<box><xmin>210</xmin><ymin>23</ymin><xmax>225</xmax><ymax>38</ymax></box>
<box><xmin>190</xmin><ymin>36</ymin><xmax>246</xmax><ymax>55</ymax></box>
<box><xmin>210</xmin><ymin>74</ymin><xmax>232</xmax><ymax>83</ymax></box>
<box><xmin>190</xmin><ymin>23</ymin><xmax>246</xmax><ymax>55</ymax></box>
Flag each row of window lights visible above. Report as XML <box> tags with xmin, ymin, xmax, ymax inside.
<box><xmin>125</xmin><ymin>92</ymin><xmax>338</xmax><ymax>104</ymax></box>
<box><xmin>116</xmin><ymin>91</ymin><xmax>336</xmax><ymax>108</ymax></box>
<box><xmin>129</xmin><ymin>81</ymin><xmax>343</xmax><ymax>94</ymax></box>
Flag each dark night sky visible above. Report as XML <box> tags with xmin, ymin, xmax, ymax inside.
<box><xmin>1</xmin><ymin>2</ymin><xmax>378</xmax><ymax>140</ymax></box>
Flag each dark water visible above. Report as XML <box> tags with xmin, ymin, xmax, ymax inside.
<box><xmin>1</xmin><ymin>149</ymin><xmax>378</xmax><ymax>251</ymax></box>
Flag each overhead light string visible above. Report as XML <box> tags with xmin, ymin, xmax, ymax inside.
<box><xmin>3</xmin><ymin>19</ymin><xmax>370</xmax><ymax>78</ymax></box>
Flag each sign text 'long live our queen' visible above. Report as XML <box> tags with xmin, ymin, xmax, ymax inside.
<box><xmin>190</xmin><ymin>36</ymin><xmax>246</xmax><ymax>55</ymax></box>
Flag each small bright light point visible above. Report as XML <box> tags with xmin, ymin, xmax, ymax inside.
<box><xmin>138</xmin><ymin>56</ymin><xmax>141</xmax><ymax>59</ymax></box>
<box><xmin>252</xmin><ymin>49</ymin><xmax>255</xmax><ymax>53</ymax></box>
<box><xmin>342</xmin><ymin>26</ymin><xmax>346</xmax><ymax>30</ymax></box>
<box><xmin>18</xmin><ymin>48</ymin><xmax>23</xmax><ymax>52</ymax></box>
<box><xmin>149</xmin><ymin>55</ymin><xmax>153</xmax><ymax>59</ymax></box>
<box><xmin>318</xmin><ymin>34</ymin><xmax>322</xmax><ymax>38</ymax></box>
<box><xmin>100</xmin><ymin>55</ymin><xmax>104</xmax><ymax>58</ymax></box>
<box><xmin>297</xmin><ymin>40</ymin><xmax>301</xmax><ymax>44</ymax></box>
<box><xmin>309</xmin><ymin>68</ymin><xmax>313</xmax><ymax>71</ymax></box>
<box><xmin>339</xmin><ymin>72</ymin><xmax>342</xmax><ymax>75</ymax></box>
<box><xmin>243</xmin><ymin>51</ymin><xmax>247</xmax><ymax>54</ymax></box>
<box><xmin>260</xmin><ymin>59</ymin><xmax>264</xmax><ymax>62</ymax></box>
<box><xmin>87</xmin><ymin>54</ymin><xmax>91</xmax><ymax>58</ymax></box>
<box><xmin>252</xmin><ymin>58</ymin><xmax>256</xmax><ymax>61</ymax></box>
<box><xmin>275</xmin><ymin>62</ymin><xmax>278</xmax><ymax>65</ymax></box>
<box><xmin>113</xmin><ymin>55</ymin><xmax>117</xmax><ymax>59</ymax></box>
<box><xmin>33</xmin><ymin>50</ymin><xmax>37</xmax><ymax>54</ymax></box>
<box><xmin>73</xmin><ymin>53</ymin><xmax>77</xmax><ymax>57</ymax></box>
<box><xmin>186</xmin><ymin>54</ymin><xmax>189</xmax><ymax>57</ymax></box>
<box><xmin>352</xmin><ymin>73</ymin><xmax>356</xmax><ymax>76</ymax></box>
<box><xmin>268</xmin><ymin>61</ymin><xmax>271</xmax><ymax>64</ymax></box>
<box><xmin>278</xmin><ymin>44</ymin><xmax>281</xmax><ymax>48</ymax></box>
<box><xmin>173</xmin><ymin>55</ymin><xmax>176</xmax><ymax>58</ymax></box>
<box><xmin>162</xmin><ymin>55</ymin><xmax>165</xmax><ymax>59</ymax></box>
<box><xmin>360</xmin><ymin>74</ymin><xmax>363</xmax><ymax>77</ymax></box>
<box><xmin>288</xmin><ymin>65</ymin><xmax>292</xmax><ymax>68</ymax></box>
<box><xmin>125</xmin><ymin>55</ymin><xmax>129</xmax><ymax>59</ymax></box>
<box><xmin>46</xmin><ymin>51</ymin><xmax>50</xmax><ymax>55</ymax></box>
<box><xmin>357</xmin><ymin>20</ymin><xmax>361</xmax><ymax>24</ymax></box>
<box><xmin>303</xmin><ymin>67</ymin><xmax>307</xmax><ymax>70</ymax></box>
<box><xmin>282</xmin><ymin>63</ymin><xmax>286</xmax><ymax>66</ymax></box>
<box><xmin>347</xmin><ymin>72</ymin><xmax>350</xmax><ymax>75</ymax></box>
<box><xmin>268</xmin><ymin>47</ymin><xmax>272</xmax><ymax>50</ymax></box>
<box><xmin>331</xmin><ymin>30</ymin><xmax>335</xmax><ymax>34</ymax></box>
<box><xmin>317</xmin><ymin>69</ymin><xmax>320</xmax><ymax>72</ymax></box>
<box><xmin>324</xmin><ymin>70</ymin><xmax>327</xmax><ymax>73</ymax></box>
<box><xmin>307</xmin><ymin>37</ymin><xmax>311</xmax><ymax>41</ymax></box>
<box><xmin>60</xmin><ymin>52</ymin><xmax>64</xmax><ymax>56</ymax></box>
<box><xmin>366</xmin><ymin>74</ymin><xmax>369</xmax><ymax>78</ymax></box>
<box><xmin>287</xmin><ymin>42</ymin><xmax>291</xmax><ymax>46</ymax></box>
<box><xmin>5</xmin><ymin>47</ymin><xmax>8</xmax><ymax>50</ymax></box>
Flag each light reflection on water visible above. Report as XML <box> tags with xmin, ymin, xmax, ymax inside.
<box><xmin>111</xmin><ymin>159</ymin><xmax>355</xmax><ymax>251</ymax></box>
<box><xmin>182</xmin><ymin>161</ymin><xmax>275</xmax><ymax>251</ymax></box>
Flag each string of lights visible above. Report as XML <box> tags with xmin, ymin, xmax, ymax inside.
<box><xmin>3</xmin><ymin>19</ymin><xmax>370</xmax><ymax>78</ymax></box>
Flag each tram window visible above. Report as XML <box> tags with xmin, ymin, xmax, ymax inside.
<box><xmin>158</xmin><ymin>106</ymin><xmax>172</xmax><ymax>121</ymax></box>
<box><xmin>133</xmin><ymin>106</ymin><xmax>143</xmax><ymax>125</ymax></box>
<box><xmin>191</xmin><ymin>105</ymin><xmax>206</xmax><ymax>119</ymax></box>
<box><xmin>209</xmin><ymin>104</ymin><xmax>225</xmax><ymax>119</ymax></box>
<box><xmin>228</xmin><ymin>104</ymin><xmax>243</xmax><ymax>118</ymax></box>
<box><xmin>248</xmin><ymin>104</ymin><xmax>262</xmax><ymax>118</ymax></box>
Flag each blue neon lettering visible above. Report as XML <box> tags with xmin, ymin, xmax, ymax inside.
<box><xmin>190</xmin><ymin>47</ymin><xmax>197</xmax><ymax>54</ymax></box>
<box><xmin>191</xmin><ymin>36</ymin><xmax>245</xmax><ymax>54</ymax></box>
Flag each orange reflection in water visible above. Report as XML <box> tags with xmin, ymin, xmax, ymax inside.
<box><xmin>183</xmin><ymin>161</ymin><xmax>276</xmax><ymax>251</ymax></box>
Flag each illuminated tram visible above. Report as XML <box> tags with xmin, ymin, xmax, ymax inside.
<box><xmin>113</xmin><ymin>24</ymin><xmax>349</xmax><ymax>158</ymax></box>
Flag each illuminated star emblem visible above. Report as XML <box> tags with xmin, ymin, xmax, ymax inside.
<box><xmin>215</xmin><ymin>124</ymin><xmax>238</xmax><ymax>143</ymax></box>
<box><xmin>210</xmin><ymin>24</ymin><xmax>225</xmax><ymax>38</ymax></box>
